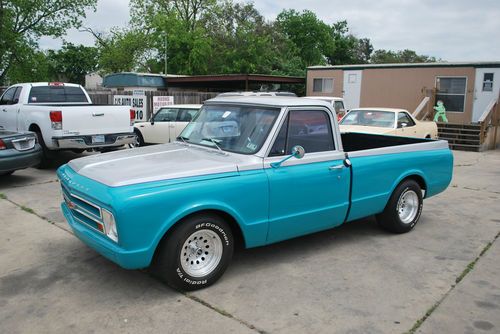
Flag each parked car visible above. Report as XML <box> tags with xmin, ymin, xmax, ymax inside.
<box><xmin>57</xmin><ymin>96</ymin><xmax>453</xmax><ymax>291</ymax></box>
<box><xmin>131</xmin><ymin>104</ymin><xmax>201</xmax><ymax>147</ymax></box>
<box><xmin>339</xmin><ymin>108</ymin><xmax>438</xmax><ymax>139</ymax></box>
<box><xmin>0</xmin><ymin>82</ymin><xmax>136</xmax><ymax>166</ymax></box>
<box><xmin>303</xmin><ymin>96</ymin><xmax>346</xmax><ymax>120</ymax></box>
<box><xmin>0</xmin><ymin>130</ymin><xmax>42</xmax><ymax>175</ymax></box>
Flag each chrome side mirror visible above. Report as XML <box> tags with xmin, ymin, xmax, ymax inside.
<box><xmin>271</xmin><ymin>145</ymin><xmax>305</xmax><ymax>168</ymax></box>
<box><xmin>291</xmin><ymin>145</ymin><xmax>305</xmax><ymax>159</ymax></box>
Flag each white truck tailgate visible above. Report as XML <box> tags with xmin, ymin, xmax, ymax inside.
<box><xmin>61</xmin><ymin>106</ymin><xmax>131</xmax><ymax>135</ymax></box>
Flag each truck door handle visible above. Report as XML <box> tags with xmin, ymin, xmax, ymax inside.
<box><xmin>92</xmin><ymin>112</ymin><xmax>104</xmax><ymax>117</ymax></box>
<box><xmin>2</xmin><ymin>109</ymin><xmax>6</xmax><ymax>112</ymax></box>
<box><xmin>329</xmin><ymin>164</ymin><xmax>344</xmax><ymax>170</ymax></box>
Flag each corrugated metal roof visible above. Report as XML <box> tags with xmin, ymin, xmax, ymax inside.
<box><xmin>103</xmin><ymin>73</ymin><xmax>167</xmax><ymax>88</ymax></box>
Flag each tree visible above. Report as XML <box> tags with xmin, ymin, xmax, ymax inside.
<box><xmin>46</xmin><ymin>43</ymin><xmax>99</xmax><ymax>85</ymax></box>
<box><xmin>86</xmin><ymin>27</ymin><xmax>154</xmax><ymax>74</ymax></box>
<box><xmin>326</xmin><ymin>20</ymin><xmax>373</xmax><ymax>65</ymax></box>
<box><xmin>3</xmin><ymin>49</ymin><xmax>52</xmax><ymax>84</ymax></box>
<box><xmin>0</xmin><ymin>0</ymin><xmax>97</xmax><ymax>84</ymax></box>
<box><xmin>204</xmin><ymin>1</ymin><xmax>285</xmax><ymax>74</ymax></box>
<box><xmin>130</xmin><ymin>0</ymin><xmax>216</xmax><ymax>32</ymax></box>
<box><xmin>276</xmin><ymin>9</ymin><xmax>334</xmax><ymax>67</ymax></box>
<box><xmin>128</xmin><ymin>0</ymin><xmax>217</xmax><ymax>75</ymax></box>
<box><xmin>371</xmin><ymin>49</ymin><xmax>438</xmax><ymax>64</ymax></box>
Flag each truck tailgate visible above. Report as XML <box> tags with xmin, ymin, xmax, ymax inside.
<box><xmin>60</xmin><ymin>106</ymin><xmax>131</xmax><ymax>135</ymax></box>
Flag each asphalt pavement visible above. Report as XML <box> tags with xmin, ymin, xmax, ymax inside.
<box><xmin>0</xmin><ymin>149</ymin><xmax>499</xmax><ymax>334</ymax></box>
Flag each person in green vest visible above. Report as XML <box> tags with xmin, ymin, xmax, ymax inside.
<box><xmin>433</xmin><ymin>100</ymin><xmax>448</xmax><ymax>122</ymax></box>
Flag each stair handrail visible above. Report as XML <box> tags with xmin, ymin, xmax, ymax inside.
<box><xmin>477</xmin><ymin>94</ymin><xmax>499</xmax><ymax>144</ymax></box>
<box><xmin>413</xmin><ymin>96</ymin><xmax>430</xmax><ymax>120</ymax></box>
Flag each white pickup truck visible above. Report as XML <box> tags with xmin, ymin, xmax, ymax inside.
<box><xmin>0</xmin><ymin>82</ymin><xmax>135</xmax><ymax>166</ymax></box>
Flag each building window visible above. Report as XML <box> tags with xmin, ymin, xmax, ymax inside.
<box><xmin>313</xmin><ymin>78</ymin><xmax>334</xmax><ymax>93</ymax></box>
<box><xmin>348</xmin><ymin>73</ymin><xmax>357</xmax><ymax>83</ymax></box>
<box><xmin>483</xmin><ymin>73</ymin><xmax>494</xmax><ymax>92</ymax></box>
<box><xmin>436</xmin><ymin>77</ymin><xmax>467</xmax><ymax>112</ymax></box>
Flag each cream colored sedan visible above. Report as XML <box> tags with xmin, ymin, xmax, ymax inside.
<box><xmin>131</xmin><ymin>104</ymin><xmax>201</xmax><ymax>147</ymax></box>
<box><xmin>339</xmin><ymin>108</ymin><xmax>438</xmax><ymax>139</ymax></box>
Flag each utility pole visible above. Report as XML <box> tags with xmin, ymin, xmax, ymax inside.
<box><xmin>164</xmin><ymin>34</ymin><xmax>168</xmax><ymax>75</ymax></box>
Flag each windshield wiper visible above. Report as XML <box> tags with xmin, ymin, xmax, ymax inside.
<box><xmin>201</xmin><ymin>137</ymin><xmax>222</xmax><ymax>152</ymax></box>
<box><xmin>177</xmin><ymin>136</ymin><xmax>189</xmax><ymax>143</ymax></box>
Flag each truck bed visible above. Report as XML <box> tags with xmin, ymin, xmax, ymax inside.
<box><xmin>341</xmin><ymin>132</ymin><xmax>433</xmax><ymax>152</ymax></box>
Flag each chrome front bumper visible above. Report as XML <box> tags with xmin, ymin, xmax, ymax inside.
<box><xmin>53</xmin><ymin>133</ymin><xmax>136</xmax><ymax>149</ymax></box>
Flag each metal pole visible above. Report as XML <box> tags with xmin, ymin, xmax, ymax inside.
<box><xmin>165</xmin><ymin>33</ymin><xmax>168</xmax><ymax>76</ymax></box>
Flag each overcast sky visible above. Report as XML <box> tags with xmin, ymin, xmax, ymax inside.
<box><xmin>40</xmin><ymin>0</ymin><xmax>500</xmax><ymax>62</ymax></box>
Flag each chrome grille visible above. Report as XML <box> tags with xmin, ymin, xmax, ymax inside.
<box><xmin>61</xmin><ymin>184</ymin><xmax>104</xmax><ymax>234</ymax></box>
<box><xmin>12</xmin><ymin>137</ymin><xmax>36</xmax><ymax>151</ymax></box>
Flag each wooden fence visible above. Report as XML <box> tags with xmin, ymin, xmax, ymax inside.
<box><xmin>88</xmin><ymin>90</ymin><xmax>219</xmax><ymax>119</ymax></box>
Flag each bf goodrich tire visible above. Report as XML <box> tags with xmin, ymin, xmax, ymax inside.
<box><xmin>152</xmin><ymin>214</ymin><xmax>234</xmax><ymax>291</ymax></box>
<box><xmin>376</xmin><ymin>179</ymin><xmax>423</xmax><ymax>234</ymax></box>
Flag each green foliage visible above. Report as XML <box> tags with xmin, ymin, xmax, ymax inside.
<box><xmin>149</xmin><ymin>11</ymin><xmax>212</xmax><ymax>74</ymax></box>
<box><xmin>1</xmin><ymin>0</ymin><xmax>440</xmax><ymax>86</ymax></box>
<box><xmin>371</xmin><ymin>49</ymin><xmax>438</xmax><ymax>64</ymax></box>
<box><xmin>0</xmin><ymin>0</ymin><xmax>97</xmax><ymax>84</ymax></box>
<box><xmin>204</xmin><ymin>1</ymin><xmax>296</xmax><ymax>75</ymax></box>
<box><xmin>89</xmin><ymin>28</ymin><xmax>154</xmax><ymax>74</ymax></box>
<box><xmin>47</xmin><ymin>43</ymin><xmax>99</xmax><ymax>85</ymax></box>
<box><xmin>1</xmin><ymin>46</ymin><xmax>52</xmax><ymax>84</ymax></box>
<box><xmin>327</xmin><ymin>21</ymin><xmax>373</xmax><ymax>65</ymax></box>
<box><xmin>276</xmin><ymin>9</ymin><xmax>334</xmax><ymax>67</ymax></box>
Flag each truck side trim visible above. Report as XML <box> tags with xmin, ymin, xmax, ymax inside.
<box><xmin>346</xmin><ymin>139</ymin><xmax>449</xmax><ymax>158</ymax></box>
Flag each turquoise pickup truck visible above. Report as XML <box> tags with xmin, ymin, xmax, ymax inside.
<box><xmin>57</xmin><ymin>96</ymin><xmax>453</xmax><ymax>290</ymax></box>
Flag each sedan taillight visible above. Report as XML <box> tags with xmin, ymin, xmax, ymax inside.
<box><xmin>0</xmin><ymin>139</ymin><xmax>6</xmax><ymax>150</ymax></box>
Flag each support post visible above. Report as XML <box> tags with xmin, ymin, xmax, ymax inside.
<box><xmin>164</xmin><ymin>34</ymin><xmax>168</xmax><ymax>75</ymax></box>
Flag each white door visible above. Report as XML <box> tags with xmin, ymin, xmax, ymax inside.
<box><xmin>147</xmin><ymin>108</ymin><xmax>179</xmax><ymax>143</ymax></box>
<box><xmin>472</xmin><ymin>68</ymin><xmax>500</xmax><ymax>122</ymax></box>
<box><xmin>342</xmin><ymin>70</ymin><xmax>363</xmax><ymax>110</ymax></box>
<box><xmin>0</xmin><ymin>87</ymin><xmax>20</xmax><ymax>131</ymax></box>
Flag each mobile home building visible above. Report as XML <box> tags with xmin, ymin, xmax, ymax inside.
<box><xmin>307</xmin><ymin>62</ymin><xmax>500</xmax><ymax>124</ymax></box>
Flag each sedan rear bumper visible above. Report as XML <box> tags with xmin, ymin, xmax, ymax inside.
<box><xmin>0</xmin><ymin>144</ymin><xmax>42</xmax><ymax>173</ymax></box>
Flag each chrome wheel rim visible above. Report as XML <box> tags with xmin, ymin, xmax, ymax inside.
<box><xmin>180</xmin><ymin>229</ymin><xmax>223</xmax><ymax>278</ymax></box>
<box><xmin>397</xmin><ymin>190</ymin><xmax>419</xmax><ymax>224</ymax></box>
<box><xmin>129</xmin><ymin>136</ymin><xmax>140</xmax><ymax>148</ymax></box>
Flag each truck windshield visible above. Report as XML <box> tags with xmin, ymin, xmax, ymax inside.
<box><xmin>28</xmin><ymin>86</ymin><xmax>88</xmax><ymax>103</ymax></box>
<box><xmin>179</xmin><ymin>105</ymin><xmax>280</xmax><ymax>154</ymax></box>
<box><xmin>340</xmin><ymin>110</ymin><xmax>395</xmax><ymax>128</ymax></box>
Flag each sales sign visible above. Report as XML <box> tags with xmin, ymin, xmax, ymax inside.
<box><xmin>152</xmin><ymin>96</ymin><xmax>175</xmax><ymax>114</ymax></box>
<box><xmin>113</xmin><ymin>95</ymin><xmax>147</xmax><ymax>121</ymax></box>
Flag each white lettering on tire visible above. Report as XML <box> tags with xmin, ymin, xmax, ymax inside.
<box><xmin>195</xmin><ymin>222</ymin><xmax>229</xmax><ymax>245</ymax></box>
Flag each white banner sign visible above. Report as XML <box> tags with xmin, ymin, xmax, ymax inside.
<box><xmin>152</xmin><ymin>96</ymin><xmax>175</xmax><ymax>114</ymax></box>
<box><xmin>113</xmin><ymin>95</ymin><xmax>147</xmax><ymax>121</ymax></box>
